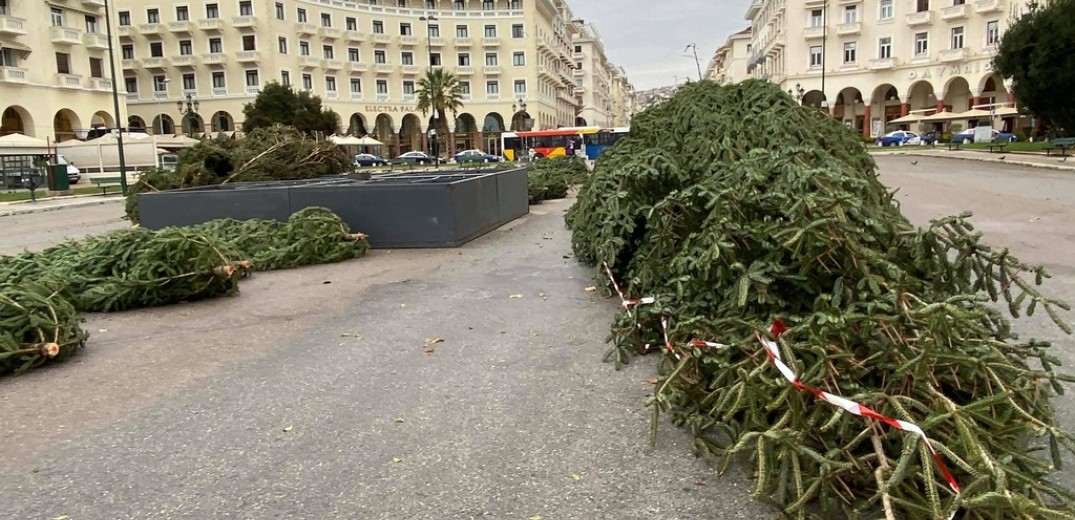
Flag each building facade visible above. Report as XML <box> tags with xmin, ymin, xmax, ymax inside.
<box><xmin>113</xmin><ymin>0</ymin><xmax>593</xmax><ymax>156</ymax></box>
<box><xmin>0</xmin><ymin>0</ymin><xmax>123</xmax><ymax>141</ymax></box>
<box><xmin>568</xmin><ymin>20</ymin><xmax>613</xmax><ymax>127</ymax></box>
<box><xmin>705</xmin><ymin>27</ymin><xmax>752</xmax><ymax>84</ymax></box>
<box><xmin>608</xmin><ymin>64</ymin><xmax>633</xmax><ymax>127</ymax></box>
<box><xmin>744</xmin><ymin>0</ymin><xmax>1028</xmax><ymax>138</ymax></box>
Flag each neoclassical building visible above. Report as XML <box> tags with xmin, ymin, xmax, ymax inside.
<box><xmin>744</xmin><ymin>0</ymin><xmax>1029</xmax><ymax>137</ymax></box>
<box><xmin>706</xmin><ymin>27</ymin><xmax>752</xmax><ymax>85</ymax></box>
<box><xmin>113</xmin><ymin>0</ymin><xmax>611</xmax><ymax>156</ymax></box>
<box><xmin>0</xmin><ymin>0</ymin><xmax>122</xmax><ymax>141</ymax></box>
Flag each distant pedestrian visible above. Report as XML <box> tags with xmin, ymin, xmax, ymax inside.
<box><xmin>565</xmin><ymin>138</ymin><xmax>575</xmax><ymax>157</ymax></box>
<box><xmin>528</xmin><ymin>147</ymin><xmax>536</xmax><ymax>161</ymax></box>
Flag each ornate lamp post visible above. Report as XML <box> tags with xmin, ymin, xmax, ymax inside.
<box><xmin>511</xmin><ymin>98</ymin><xmax>528</xmax><ymax>130</ymax></box>
<box><xmin>176</xmin><ymin>93</ymin><xmax>199</xmax><ymax>137</ymax></box>
<box><xmin>787</xmin><ymin>83</ymin><xmax>806</xmax><ymax>105</ymax></box>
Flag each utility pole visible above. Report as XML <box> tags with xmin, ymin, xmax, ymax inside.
<box><xmin>684</xmin><ymin>43</ymin><xmax>703</xmax><ymax>82</ymax></box>
<box><xmin>103</xmin><ymin>0</ymin><xmax>128</xmax><ymax>195</ymax></box>
<box><xmin>821</xmin><ymin>0</ymin><xmax>828</xmax><ymax>110</ymax></box>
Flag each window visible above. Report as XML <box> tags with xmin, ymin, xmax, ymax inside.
<box><xmin>376</xmin><ymin>80</ymin><xmax>388</xmax><ymax>94</ymax></box>
<box><xmin>299</xmin><ymin>41</ymin><xmax>310</xmax><ymax>55</ymax></box>
<box><xmin>809</xmin><ymin>9</ymin><xmax>823</xmax><ymax>27</ymax></box>
<box><xmin>511</xmin><ymin>0</ymin><xmax>520</xmax><ymax>9</ymax></box>
<box><xmin>403</xmin><ymin>81</ymin><xmax>415</xmax><ymax>94</ymax></box>
<box><xmin>121</xmin><ymin>44</ymin><xmax>134</xmax><ymax>59</ymax></box>
<box><xmin>879</xmin><ymin>0</ymin><xmax>893</xmax><ymax>20</ymax></box>
<box><xmin>513</xmin><ymin>79</ymin><xmax>525</xmax><ymax>95</ymax></box>
<box><xmin>280</xmin><ymin>70</ymin><xmax>289</xmax><ymax>85</ymax></box>
<box><xmin>180</xmin><ymin>40</ymin><xmax>192</xmax><ymax>55</ymax></box>
<box><xmin>843</xmin><ymin>5</ymin><xmax>857</xmax><ymax>24</ymax></box>
<box><xmin>346</xmin><ymin>17</ymin><xmax>357</xmax><ymax>30</ymax></box>
<box><xmin>953</xmin><ymin>0</ymin><xmax>965</xmax><ymax>4</ymax></box>
<box><xmin>118</xmin><ymin>11</ymin><xmax>130</xmax><ymax>26</ymax></box>
<box><xmin>0</xmin><ymin>0</ymin><xmax>6</xmax><ymax>16</ymax></box>
<box><xmin>245</xmin><ymin>69</ymin><xmax>259</xmax><ymax>87</ymax></box>
<box><xmin>400</xmin><ymin>23</ymin><xmax>412</xmax><ymax>35</ymax></box>
<box><xmin>986</xmin><ymin>20</ymin><xmax>1000</xmax><ymax>44</ymax></box>
<box><xmin>326</xmin><ymin>76</ymin><xmax>337</xmax><ymax>92</ymax></box>
<box><xmin>512</xmin><ymin>24</ymin><xmax>523</xmax><ymax>38</ymax></box>
<box><xmin>51</xmin><ymin>7</ymin><xmax>64</xmax><ymax>27</ymax></box>
<box><xmin>182</xmin><ymin>73</ymin><xmax>196</xmax><ymax>91</ymax></box>
<box><xmin>401</xmin><ymin>51</ymin><xmax>414</xmax><ymax>64</ymax></box>
<box><xmin>915</xmin><ymin>32</ymin><xmax>929</xmax><ymax>55</ymax></box>
<box><xmin>428</xmin><ymin>24</ymin><xmax>440</xmax><ymax>37</ymax></box>
<box><xmin>459</xmin><ymin>81</ymin><xmax>470</xmax><ymax>95</ymax></box>
<box><xmin>350</xmin><ymin>78</ymin><xmax>361</xmax><ymax>93</ymax></box>
<box><xmin>951</xmin><ymin>26</ymin><xmax>964</xmax><ymax>49</ymax></box>
<box><xmin>485</xmin><ymin>53</ymin><xmax>498</xmax><ymax>66</ymax></box>
<box><xmin>373</xmin><ymin>20</ymin><xmax>384</xmax><ymax>33</ymax></box>
<box><xmin>176</xmin><ymin>6</ymin><xmax>189</xmax><ymax>21</ymax></box>
<box><xmin>278</xmin><ymin>36</ymin><xmax>288</xmax><ymax>53</ymax></box>
<box><xmin>485</xmin><ymin>80</ymin><xmax>498</xmax><ymax>95</ymax></box>
<box><xmin>275</xmin><ymin>2</ymin><xmax>284</xmax><ymax>20</ymax></box>
<box><xmin>374</xmin><ymin>50</ymin><xmax>386</xmax><ymax>63</ymax></box>
<box><xmin>147</xmin><ymin>8</ymin><xmax>159</xmax><ymax>23</ymax></box>
<box><xmin>809</xmin><ymin>45</ymin><xmax>822</xmax><ymax>67</ymax></box>
<box><xmin>206</xmin><ymin>4</ymin><xmax>219</xmax><ymax>18</ymax></box>
<box><xmin>456</xmin><ymin>25</ymin><xmax>468</xmax><ymax>37</ymax></box>
<box><xmin>124</xmin><ymin>77</ymin><xmax>138</xmax><ymax>93</ymax></box>
<box><xmin>297</xmin><ymin>8</ymin><xmax>307</xmax><ymax>22</ymax></box>
<box><xmin>323</xmin><ymin>45</ymin><xmax>334</xmax><ymax>59</ymax></box>
<box><xmin>512</xmin><ymin>52</ymin><xmax>524</xmax><ymax>66</ymax></box>
<box><xmin>239</xmin><ymin>1</ymin><xmax>252</xmax><ymax>16</ymax></box>
<box><xmin>89</xmin><ymin>57</ymin><xmax>103</xmax><ymax>78</ymax></box>
<box><xmin>209</xmin><ymin>37</ymin><xmax>222</xmax><ymax>53</ymax></box>
<box><xmin>430</xmin><ymin>53</ymin><xmax>441</xmax><ymax>66</ymax></box>
<box><xmin>458</xmin><ymin>53</ymin><xmax>470</xmax><ymax>66</ymax></box>
<box><xmin>150</xmin><ymin>42</ymin><xmax>163</xmax><ymax>57</ymax></box>
<box><xmin>152</xmin><ymin>75</ymin><xmax>167</xmax><ymax>91</ymax></box>
<box><xmin>454</xmin><ymin>0</ymin><xmax>464</xmax><ymax>9</ymax></box>
<box><xmin>426</xmin><ymin>0</ymin><xmax>434</xmax><ymax>7</ymax></box>
<box><xmin>484</xmin><ymin>25</ymin><xmax>496</xmax><ymax>37</ymax></box>
<box><xmin>348</xmin><ymin>47</ymin><xmax>359</xmax><ymax>62</ymax></box>
<box><xmin>302</xmin><ymin>73</ymin><xmax>313</xmax><ymax>91</ymax></box>
<box><xmin>321</xmin><ymin>13</ymin><xmax>331</xmax><ymax>27</ymax></box>
<box><xmin>878</xmin><ymin>36</ymin><xmax>892</xmax><ymax>59</ymax></box>
<box><xmin>483</xmin><ymin>0</ymin><xmax>493</xmax><ymax>10</ymax></box>
<box><xmin>85</xmin><ymin>15</ymin><xmax>98</xmax><ymax>33</ymax></box>
<box><xmin>212</xmin><ymin>71</ymin><xmax>225</xmax><ymax>88</ymax></box>
<box><xmin>916</xmin><ymin>0</ymin><xmax>929</xmax><ymax>12</ymax></box>
<box><xmin>242</xmin><ymin>35</ymin><xmax>256</xmax><ymax>51</ymax></box>
<box><xmin>843</xmin><ymin>42</ymin><xmax>856</xmax><ymax>63</ymax></box>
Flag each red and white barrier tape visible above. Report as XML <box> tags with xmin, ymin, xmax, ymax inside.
<box><xmin>601</xmin><ymin>261</ymin><xmax>654</xmax><ymax>319</ymax></box>
<box><xmin>658</xmin><ymin>317</ymin><xmax>962</xmax><ymax>501</ymax></box>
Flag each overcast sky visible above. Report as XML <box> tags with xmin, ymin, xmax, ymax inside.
<box><xmin>568</xmin><ymin>0</ymin><xmax>753</xmax><ymax>90</ymax></box>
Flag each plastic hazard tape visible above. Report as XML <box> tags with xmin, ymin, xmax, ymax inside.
<box><xmin>601</xmin><ymin>261</ymin><xmax>655</xmax><ymax>320</ymax></box>
<box><xmin>658</xmin><ymin>316</ymin><xmax>962</xmax><ymax>501</ymax></box>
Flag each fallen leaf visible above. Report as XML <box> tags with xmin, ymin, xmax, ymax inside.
<box><xmin>584</xmin><ymin>286</ymin><xmax>597</xmax><ymax>292</ymax></box>
<box><xmin>401</xmin><ymin>304</ymin><xmax>406</xmax><ymax>307</ymax></box>
<box><xmin>529</xmin><ymin>516</ymin><xmax>542</xmax><ymax>520</ymax></box>
<box><xmin>392</xmin><ymin>457</ymin><xmax>402</xmax><ymax>463</ymax></box>
<box><xmin>538</xmin><ymin>292</ymin><xmax>546</xmax><ymax>298</ymax></box>
<box><xmin>97</xmin><ymin>329</ymin><xmax>108</xmax><ymax>333</ymax></box>
<box><xmin>423</xmin><ymin>348</ymin><xmax>436</xmax><ymax>354</ymax></box>
<box><xmin>341</xmin><ymin>333</ymin><xmax>351</xmax><ymax>337</ymax></box>
<box><xmin>510</xmin><ymin>294</ymin><xmax>524</xmax><ymax>299</ymax></box>
<box><xmin>542</xmin><ymin>235</ymin><xmax>553</xmax><ymax>240</ymax></box>
<box><xmin>323</xmin><ymin>280</ymin><xmax>332</xmax><ymax>284</ymax></box>
<box><xmin>395</xmin><ymin>417</ymin><xmax>405</xmax><ymax>423</ymax></box>
<box><xmin>572</xmin><ymin>473</ymin><xmax>581</xmax><ymax>481</ymax></box>
<box><xmin>424</xmin><ymin>337</ymin><xmax>445</xmax><ymax>345</ymax></box>
<box><xmin>646</xmin><ymin>378</ymin><xmax>659</xmax><ymax>385</ymax></box>
<box><xmin>53</xmin><ymin>516</ymin><xmax>69</xmax><ymax>520</ymax></box>
<box><xmin>282</xmin><ymin>425</ymin><xmax>293</xmax><ymax>432</ymax></box>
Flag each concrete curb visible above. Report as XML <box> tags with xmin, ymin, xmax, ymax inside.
<box><xmin>0</xmin><ymin>197</ymin><xmax>125</xmax><ymax>218</ymax></box>
<box><xmin>870</xmin><ymin>150</ymin><xmax>1075</xmax><ymax>172</ymax></box>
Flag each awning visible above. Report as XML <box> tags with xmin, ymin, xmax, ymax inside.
<box><xmin>888</xmin><ymin>114</ymin><xmax>923</xmax><ymax>124</ymax></box>
<box><xmin>355</xmin><ymin>135</ymin><xmax>385</xmax><ymax>146</ymax></box>
<box><xmin>920</xmin><ymin>110</ymin><xmax>960</xmax><ymax>122</ymax></box>
<box><xmin>994</xmin><ymin>107</ymin><xmax>1020</xmax><ymax>117</ymax></box>
<box><xmin>0</xmin><ymin>133</ymin><xmax>50</xmax><ymax>155</ymax></box>
<box><xmin>952</xmin><ymin>109</ymin><xmax>992</xmax><ymax>119</ymax></box>
<box><xmin>0</xmin><ymin>42</ymin><xmax>32</xmax><ymax>54</ymax></box>
<box><xmin>329</xmin><ymin>135</ymin><xmax>364</xmax><ymax>146</ymax></box>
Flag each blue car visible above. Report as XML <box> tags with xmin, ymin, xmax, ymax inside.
<box><xmin>951</xmin><ymin>128</ymin><xmax>1018</xmax><ymax>144</ymax></box>
<box><xmin>876</xmin><ymin>130</ymin><xmax>934</xmax><ymax>147</ymax></box>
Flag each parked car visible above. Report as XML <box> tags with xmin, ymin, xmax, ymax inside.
<box><xmin>453</xmin><ymin>149</ymin><xmax>500</xmax><ymax>163</ymax></box>
<box><xmin>951</xmin><ymin>128</ymin><xmax>1018</xmax><ymax>144</ymax></box>
<box><xmin>876</xmin><ymin>130</ymin><xmax>934</xmax><ymax>147</ymax></box>
<box><xmin>55</xmin><ymin>154</ymin><xmax>80</xmax><ymax>184</ymax></box>
<box><xmin>394</xmin><ymin>151</ymin><xmax>436</xmax><ymax>164</ymax></box>
<box><xmin>354</xmin><ymin>153</ymin><xmax>388</xmax><ymax>167</ymax></box>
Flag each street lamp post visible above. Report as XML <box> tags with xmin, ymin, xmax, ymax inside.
<box><xmin>102</xmin><ymin>0</ymin><xmax>128</xmax><ymax>195</ymax></box>
<box><xmin>157</xmin><ymin>77</ymin><xmax>170</xmax><ymax>135</ymax></box>
<box><xmin>419</xmin><ymin>14</ymin><xmax>439</xmax><ymax>162</ymax></box>
<box><xmin>418</xmin><ymin>15</ymin><xmax>437</xmax><ymax>74</ymax></box>
<box><xmin>684</xmin><ymin>43</ymin><xmax>703</xmax><ymax>82</ymax></box>
<box><xmin>787</xmin><ymin>83</ymin><xmax>805</xmax><ymax>105</ymax></box>
<box><xmin>511</xmin><ymin>98</ymin><xmax>528</xmax><ymax>130</ymax></box>
<box><xmin>176</xmin><ymin>93</ymin><xmax>199</xmax><ymax>137</ymax></box>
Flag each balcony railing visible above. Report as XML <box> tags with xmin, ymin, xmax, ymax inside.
<box><xmin>202</xmin><ymin>52</ymin><xmax>226</xmax><ymax>65</ymax></box>
<box><xmin>142</xmin><ymin>57</ymin><xmax>170</xmax><ymax>68</ymax></box>
<box><xmin>344</xmin><ymin>30</ymin><xmax>366</xmax><ymax>41</ymax></box>
<box><xmin>403</xmin><ymin>93</ymin><xmax>416</xmax><ymax>102</ymax></box>
<box><xmin>482</xmin><ymin>37</ymin><xmax>501</xmax><ymax>47</ymax></box>
<box><xmin>906</xmin><ymin>11</ymin><xmax>932</xmax><ymax>26</ymax></box>
<box><xmin>234</xmin><ymin>51</ymin><xmax>260</xmax><ymax>63</ymax></box>
<box><xmin>320</xmin><ymin>27</ymin><xmax>341</xmax><ymax>39</ymax></box>
<box><xmin>89</xmin><ymin>77</ymin><xmax>112</xmax><ymax>90</ymax></box>
<box><xmin>375</xmin><ymin>64</ymin><xmax>393</xmax><ymax>73</ymax></box>
<box><xmin>301</xmin><ymin>56</ymin><xmax>321</xmax><ymax>68</ymax></box>
<box><xmin>323</xmin><ymin>59</ymin><xmax>343</xmax><ymax>69</ymax></box>
<box><xmin>0</xmin><ymin>15</ymin><xmax>27</xmax><ymax>35</ymax></box>
<box><xmin>941</xmin><ymin>4</ymin><xmax>968</xmax><ymax>19</ymax></box>
<box><xmin>483</xmin><ymin>66</ymin><xmax>501</xmax><ymax>75</ymax></box>
<box><xmin>82</xmin><ymin>32</ymin><xmax>109</xmax><ymax>49</ymax></box>
<box><xmin>975</xmin><ymin>0</ymin><xmax>1002</xmax><ymax>12</ymax></box>
<box><xmin>939</xmin><ymin>47</ymin><xmax>969</xmax><ymax>62</ymax></box>
<box><xmin>168</xmin><ymin>21</ymin><xmax>194</xmax><ymax>32</ymax></box>
<box><xmin>486</xmin><ymin>94</ymin><xmax>499</xmax><ymax>101</ymax></box>
<box><xmin>171</xmin><ymin>55</ymin><xmax>199</xmax><ymax>67</ymax></box>
<box><xmin>212</xmin><ymin>87</ymin><xmax>228</xmax><ymax>97</ymax></box>
<box><xmin>803</xmin><ymin>26</ymin><xmax>824</xmax><ymax>39</ymax></box>
<box><xmin>372</xmin><ymin>33</ymin><xmax>391</xmax><ymax>44</ymax></box>
<box><xmin>376</xmin><ymin>94</ymin><xmax>389</xmax><ymax>102</ymax></box>
<box><xmin>572</xmin><ymin>68</ymin><xmax>584</xmax><ymax>76</ymax></box>
<box><xmin>401</xmin><ymin>65</ymin><xmax>420</xmax><ymax>75</ymax></box>
<box><xmin>454</xmin><ymin>37</ymin><xmax>473</xmax><ymax>46</ymax></box>
<box><xmin>295</xmin><ymin>22</ymin><xmax>317</xmax><ymax>34</ymax></box>
<box><xmin>429</xmin><ymin>37</ymin><xmax>445</xmax><ymax>47</ymax></box>
<box><xmin>82</xmin><ymin>0</ymin><xmax>106</xmax><ymax>7</ymax></box>
<box><xmin>198</xmin><ymin>18</ymin><xmax>223</xmax><ymax>30</ymax></box>
<box><xmin>398</xmin><ymin>35</ymin><xmax>418</xmax><ymax>45</ymax></box>
<box><xmin>325</xmin><ymin>91</ymin><xmax>339</xmax><ymax>100</ymax></box>
<box><xmin>51</xmin><ymin>27</ymin><xmax>83</xmax><ymax>45</ymax></box>
<box><xmin>836</xmin><ymin>22</ymin><xmax>861</xmax><ymax>35</ymax></box>
<box><xmin>137</xmin><ymin>23</ymin><xmax>162</xmax><ymax>34</ymax></box>
<box><xmin>350</xmin><ymin>92</ymin><xmax>363</xmax><ymax>101</ymax></box>
<box><xmin>245</xmin><ymin>85</ymin><xmax>260</xmax><ymax>95</ymax></box>
<box><xmin>0</xmin><ymin>67</ymin><xmax>28</xmax><ymax>83</ymax></box>
<box><xmin>869</xmin><ymin>57</ymin><xmax>897</xmax><ymax>69</ymax></box>
<box><xmin>117</xmin><ymin>25</ymin><xmax>133</xmax><ymax>37</ymax></box>
<box><xmin>231</xmin><ymin>16</ymin><xmax>256</xmax><ymax>28</ymax></box>
<box><xmin>348</xmin><ymin>62</ymin><xmax>368</xmax><ymax>72</ymax></box>
<box><xmin>55</xmin><ymin>73</ymin><xmax>83</xmax><ymax>88</ymax></box>
<box><xmin>121</xmin><ymin>58</ymin><xmax>141</xmax><ymax>68</ymax></box>
<box><xmin>456</xmin><ymin>66</ymin><xmax>474</xmax><ymax>75</ymax></box>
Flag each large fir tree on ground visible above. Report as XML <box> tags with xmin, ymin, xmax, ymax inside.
<box><xmin>415</xmin><ymin>69</ymin><xmax>465</xmax><ymax>149</ymax></box>
<box><xmin>992</xmin><ymin>0</ymin><xmax>1075</xmax><ymax>133</ymax></box>
<box><xmin>241</xmin><ymin>82</ymin><xmax>340</xmax><ymax>135</ymax></box>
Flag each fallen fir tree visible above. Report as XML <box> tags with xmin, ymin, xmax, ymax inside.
<box><xmin>566</xmin><ymin>80</ymin><xmax>1075</xmax><ymax>518</ymax></box>
<box><xmin>0</xmin><ymin>282</ymin><xmax>87</xmax><ymax>376</ymax></box>
<box><xmin>527</xmin><ymin>156</ymin><xmax>588</xmax><ymax>204</ymax></box>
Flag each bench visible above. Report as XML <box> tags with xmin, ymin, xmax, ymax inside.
<box><xmin>90</xmin><ymin>176</ymin><xmax>124</xmax><ymax>195</ymax></box>
<box><xmin>986</xmin><ymin>138</ymin><xmax>1009</xmax><ymax>153</ymax></box>
<box><xmin>947</xmin><ymin>141</ymin><xmax>963</xmax><ymax>151</ymax></box>
<box><xmin>1044</xmin><ymin>137</ymin><xmax>1075</xmax><ymax>157</ymax></box>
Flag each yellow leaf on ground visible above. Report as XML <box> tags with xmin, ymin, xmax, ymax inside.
<box><xmin>394</xmin><ymin>417</ymin><xmax>405</xmax><ymax>423</ymax></box>
<box><xmin>424</xmin><ymin>337</ymin><xmax>445</xmax><ymax>345</ymax></box>
<box><xmin>584</xmin><ymin>286</ymin><xmax>597</xmax><ymax>292</ymax></box>
<box><xmin>529</xmin><ymin>516</ymin><xmax>542</xmax><ymax>520</ymax></box>
<box><xmin>572</xmin><ymin>473</ymin><xmax>581</xmax><ymax>481</ymax></box>
<box><xmin>423</xmin><ymin>348</ymin><xmax>436</xmax><ymax>355</ymax></box>
<box><xmin>510</xmin><ymin>294</ymin><xmax>524</xmax><ymax>299</ymax></box>
<box><xmin>392</xmin><ymin>457</ymin><xmax>402</xmax><ymax>463</ymax></box>
<box><xmin>282</xmin><ymin>425</ymin><xmax>293</xmax><ymax>432</ymax></box>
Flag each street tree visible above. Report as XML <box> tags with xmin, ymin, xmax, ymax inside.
<box><xmin>415</xmin><ymin>69</ymin><xmax>465</xmax><ymax>153</ymax></box>
<box><xmin>992</xmin><ymin>0</ymin><xmax>1075</xmax><ymax>133</ymax></box>
<box><xmin>242</xmin><ymin>82</ymin><xmax>340</xmax><ymax>135</ymax></box>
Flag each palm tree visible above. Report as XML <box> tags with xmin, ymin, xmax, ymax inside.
<box><xmin>415</xmin><ymin>69</ymin><xmax>465</xmax><ymax>155</ymax></box>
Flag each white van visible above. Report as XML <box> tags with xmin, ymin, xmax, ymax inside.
<box><xmin>54</xmin><ymin>154</ymin><xmax>81</xmax><ymax>184</ymax></box>
<box><xmin>160</xmin><ymin>154</ymin><xmax>179</xmax><ymax>171</ymax></box>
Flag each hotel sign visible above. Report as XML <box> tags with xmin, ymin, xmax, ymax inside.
<box><xmin>906</xmin><ymin>61</ymin><xmax>993</xmax><ymax>80</ymax></box>
<box><xmin>361</xmin><ymin>105</ymin><xmax>417</xmax><ymax>113</ymax></box>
